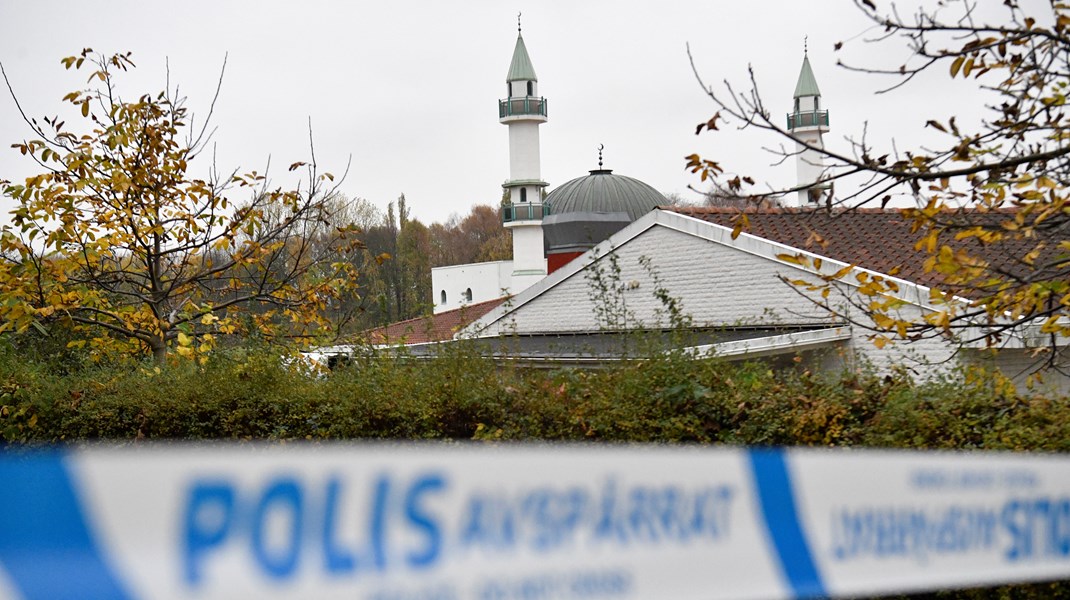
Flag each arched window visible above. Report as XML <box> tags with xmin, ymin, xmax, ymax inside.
<box><xmin>520</xmin><ymin>188</ymin><xmax>527</xmax><ymax>203</ymax></box>
<box><xmin>464</xmin><ymin>288</ymin><xmax>473</xmax><ymax>302</ymax></box>
<box><xmin>440</xmin><ymin>290</ymin><xmax>447</xmax><ymax>305</ymax></box>
<box><xmin>526</xmin><ymin>81</ymin><xmax>534</xmax><ymax>96</ymax></box>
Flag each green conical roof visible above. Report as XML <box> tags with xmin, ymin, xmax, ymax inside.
<box><xmin>506</xmin><ymin>34</ymin><xmax>538</xmax><ymax>82</ymax></box>
<box><xmin>793</xmin><ymin>54</ymin><xmax>821</xmax><ymax>98</ymax></box>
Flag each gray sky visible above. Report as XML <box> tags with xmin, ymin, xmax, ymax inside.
<box><xmin>0</xmin><ymin>1</ymin><xmax>1008</xmax><ymax>227</ymax></box>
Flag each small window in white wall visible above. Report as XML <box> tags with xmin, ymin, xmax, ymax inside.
<box><xmin>520</xmin><ymin>188</ymin><xmax>527</xmax><ymax>203</ymax></box>
<box><xmin>440</xmin><ymin>290</ymin><xmax>447</xmax><ymax>304</ymax></box>
<box><xmin>464</xmin><ymin>288</ymin><xmax>473</xmax><ymax>302</ymax></box>
<box><xmin>527</xmin><ymin>81</ymin><xmax>533</xmax><ymax>96</ymax></box>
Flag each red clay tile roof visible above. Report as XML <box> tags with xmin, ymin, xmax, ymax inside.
<box><xmin>365</xmin><ymin>297</ymin><xmax>508</xmax><ymax>345</ymax></box>
<box><xmin>666</xmin><ymin>206</ymin><xmax>1054</xmax><ymax>292</ymax></box>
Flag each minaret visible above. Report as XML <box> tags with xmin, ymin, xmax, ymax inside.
<box><xmin>500</xmin><ymin>16</ymin><xmax>548</xmax><ymax>292</ymax></box>
<box><xmin>785</xmin><ymin>41</ymin><xmax>830</xmax><ymax>207</ymax></box>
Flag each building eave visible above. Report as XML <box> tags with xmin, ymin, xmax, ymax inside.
<box><xmin>686</xmin><ymin>326</ymin><xmax>852</xmax><ymax>359</ymax></box>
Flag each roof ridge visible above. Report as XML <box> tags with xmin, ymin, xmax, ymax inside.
<box><xmin>365</xmin><ymin>296</ymin><xmax>510</xmax><ymax>344</ymax></box>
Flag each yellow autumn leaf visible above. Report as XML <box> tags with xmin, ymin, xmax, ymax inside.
<box><xmin>872</xmin><ymin>314</ymin><xmax>896</xmax><ymax>329</ymax></box>
<box><xmin>776</xmin><ymin>253</ymin><xmax>807</xmax><ymax>266</ymax></box>
<box><xmin>950</xmin><ymin>55</ymin><xmax>965</xmax><ymax>77</ymax></box>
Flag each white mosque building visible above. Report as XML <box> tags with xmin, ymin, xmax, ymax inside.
<box><xmin>431</xmin><ymin>26</ymin><xmax>831</xmax><ymax>315</ymax></box>
<box><xmin>370</xmin><ymin>25</ymin><xmax>1066</xmax><ymax>393</ymax></box>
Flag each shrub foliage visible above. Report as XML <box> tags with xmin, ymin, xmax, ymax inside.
<box><xmin>3</xmin><ymin>341</ymin><xmax>1069</xmax><ymax>449</ymax></box>
<box><xmin>2</xmin><ymin>341</ymin><xmax>1069</xmax><ymax>598</ymax></box>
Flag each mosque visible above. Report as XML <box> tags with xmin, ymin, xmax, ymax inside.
<box><xmin>431</xmin><ymin>25</ymin><xmax>829</xmax><ymax>315</ymax></box>
<box><xmin>364</xmin><ymin>25</ymin><xmax>1068</xmax><ymax>394</ymax></box>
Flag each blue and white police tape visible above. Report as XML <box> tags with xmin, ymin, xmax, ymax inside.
<box><xmin>0</xmin><ymin>445</ymin><xmax>1068</xmax><ymax>600</ymax></box>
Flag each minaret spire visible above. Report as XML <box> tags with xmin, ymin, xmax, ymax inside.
<box><xmin>785</xmin><ymin>40</ymin><xmax>830</xmax><ymax>207</ymax></box>
<box><xmin>500</xmin><ymin>20</ymin><xmax>549</xmax><ymax>292</ymax></box>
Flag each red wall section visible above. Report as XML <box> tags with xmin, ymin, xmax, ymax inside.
<box><xmin>547</xmin><ymin>251</ymin><xmax>583</xmax><ymax>274</ymax></box>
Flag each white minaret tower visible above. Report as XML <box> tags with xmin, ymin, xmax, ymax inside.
<box><xmin>500</xmin><ymin>16</ymin><xmax>548</xmax><ymax>292</ymax></box>
<box><xmin>785</xmin><ymin>42</ymin><xmax>830</xmax><ymax>207</ymax></box>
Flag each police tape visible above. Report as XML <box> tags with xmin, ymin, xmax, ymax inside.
<box><xmin>0</xmin><ymin>445</ymin><xmax>1068</xmax><ymax>600</ymax></box>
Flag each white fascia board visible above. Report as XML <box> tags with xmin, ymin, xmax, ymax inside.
<box><xmin>304</xmin><ymin>344</ymin><xmax>358</xmax><ymax>356</ymax></box>
<box><xmin>365</xmin><ymin>328</ymin><xmax>851</xmax><ymax>367</ymax></box>
<box><xmin>370</xmin><ymin>340</ymin><xmax>447</xmax><ymax>351</ymax></box>
<box><xmin>686</xmin><ymin>326</ymin><xmax>853</xmax><ymax>359</ymax></box>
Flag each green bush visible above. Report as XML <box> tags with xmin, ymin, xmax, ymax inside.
<box><xmin>4</xmin><ymin>341</ymin><xmax>1070</xmax><ymax>449</ymax></box>
<box><xmin>2</xmin><ymin>341</ymin><xmax>1070</xmax><ymax>598</ymax></box>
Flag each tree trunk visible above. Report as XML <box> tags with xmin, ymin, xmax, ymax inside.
<box><xmin>151</xmin><ymin>338</ymin><xmax>167</xmax><ymax>366</ymax></box>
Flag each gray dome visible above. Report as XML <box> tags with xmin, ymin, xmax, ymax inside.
<box><xmin>546</xmin><ymin>169</ymin><xmax>664</xmax><ymax>221</ymax></box>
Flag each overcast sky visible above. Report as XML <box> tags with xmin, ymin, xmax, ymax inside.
<box><xmin>0</xmin><ymin>1</ymin><xmax>1019</xmax><ymax>227</ymax></box>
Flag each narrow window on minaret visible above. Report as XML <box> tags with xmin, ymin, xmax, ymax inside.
<box><xmin>520</xmin><ymin>188</ymin><xmax>528</xmax><ymax>203</ymax></box>
<box><xmin>527</xmin><ymin>81</ymin><xmax>533</xmax><ymax>96</ymax></box>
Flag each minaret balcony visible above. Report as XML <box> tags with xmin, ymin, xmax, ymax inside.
<box><xmin>499</xmin><ymin>96</ymin><xmax>548</xmax><ymax>119</ymax></box>
<box><xmin>501</xmin><ymin>202</ymin><xmax>550</xmax><ymax>224</ymax></box>
<box><xmin>787</xmin><ymin>110</ymin><xmax>829</xmax><ymax>130</ymax></box>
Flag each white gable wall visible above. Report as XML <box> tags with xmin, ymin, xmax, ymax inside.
<box><xmin>471</xmin><ymin>211</ymin><xmax>964</xmax><ymax>380</ymax></box>
<box><xmin>482</xmin><ymin>226</ymin><xmax>831</xmax><ymax>332</ymax></box>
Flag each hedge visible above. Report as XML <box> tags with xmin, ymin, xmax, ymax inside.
<box><xmin>2</xmin><ymin>341</ymin><xmax>1070</xmax><ymax>598</ymax></box>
